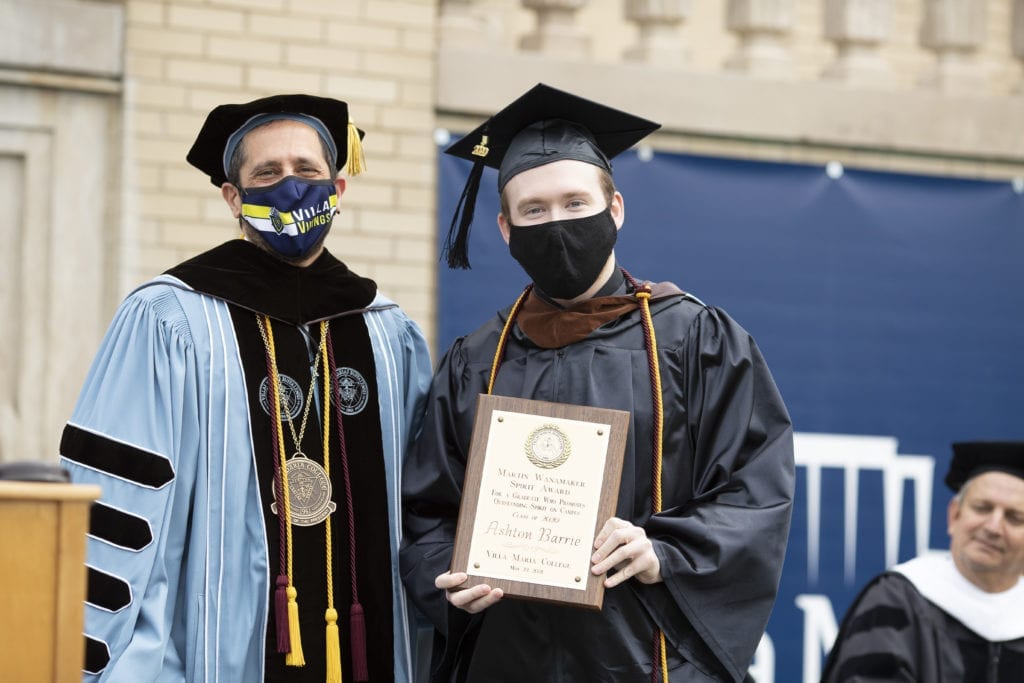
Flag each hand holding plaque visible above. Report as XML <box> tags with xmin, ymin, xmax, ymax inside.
<box><xmin>449</xmin><ymin>394</ymin><xmax>628</xmax><ymax>610</ymax></box>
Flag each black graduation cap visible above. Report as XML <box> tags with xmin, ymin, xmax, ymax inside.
<box><xmin>442</xmin><ymin>83</ymin><xmax>660</xmax><ymax>269</ymax></box>
<box><xmin>946</xmin><ymin>441</ymin><xmax>1024</xmax><ymax>491</ymax></box>
<box><xmin>186</xmin><ymin>93</ymin><xmax>365</xmax><ymax>187</ymax></box>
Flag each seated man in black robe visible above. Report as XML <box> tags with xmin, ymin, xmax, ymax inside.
<box><xmin>823</xmin><ymin>441</ymin><xmax>1024</xmax><ymax>682</ymax></box>
<box><xmin>399</xmin><ymin>83</ymin><xmax>795</xmax><ymax>682</ymax></box>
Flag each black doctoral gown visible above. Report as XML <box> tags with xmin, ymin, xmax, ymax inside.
<box><xmin>400</xmin><ymin>282</ymin><xmax>795</xmax><ymax>682</ymax></box>
<box><xmin>822</xmin><ymin>568</ymin><xmax>1024</xmax><ymax>682</ymax></box>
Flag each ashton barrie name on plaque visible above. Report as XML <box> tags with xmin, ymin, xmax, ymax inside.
<box><xmin>483</xmin><ymin>521</ymin><xmax>582</xmax><ymax>547</ymax></box>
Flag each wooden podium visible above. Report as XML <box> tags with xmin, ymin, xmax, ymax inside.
<box><xmin>0</xmin><ymin>481</ymin><xmax>100</xmax><ymax>682</ymax></box>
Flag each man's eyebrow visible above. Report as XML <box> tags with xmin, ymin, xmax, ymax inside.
<box><xmin>515</xmin><ymin>189</ymin><xmax>594</xmax><ymax>209</ymax></box>
<box><xmin>246</xmin><ymin>155</ymin><xmax>327</xmax><ymax>175</ymax></box>
<box><xmin>247</xmin><ymin>159</ymin><xmax>281</xmax><ymax>173</ymax></box>
<box><xmin>289</xmin><ymin>154</ymin><xmax>326</xmax><ymax>167</ymax></box>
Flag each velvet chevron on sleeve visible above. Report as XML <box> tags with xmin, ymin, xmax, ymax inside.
<box><xmin>63</xmin><ymin>240</ymin><xmax>431</xmax><ymax>682</ymax></box>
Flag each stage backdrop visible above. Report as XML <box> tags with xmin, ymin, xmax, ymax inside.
<box><xmin>435</xmin><ymin>145</ymin><xmax>1024</xmax><ymax>682</ymax></box>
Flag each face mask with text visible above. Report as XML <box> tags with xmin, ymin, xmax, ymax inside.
<box><xmin>240</xmin><ymin>176</ymin><xmax>337</xmax><ymax>259</ymax></box>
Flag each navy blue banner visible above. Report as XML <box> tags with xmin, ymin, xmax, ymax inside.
<box><xmin>436</xmin><ymin>146</ymin><xmax>1024</xmax><ymax>682</ymax></box>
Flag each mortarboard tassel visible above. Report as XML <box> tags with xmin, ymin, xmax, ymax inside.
<box><xmin>443</xmin><ymin>134</ymin><xmax>489</xmax><ymax>269</ymax></box>
<box><xmin>346</xmin><ymin>116</ymin><xmax>366</xmax><ymax>176</ymax></box>
<box><xmin>351</xmin><ymin>602</ymin><xmax>369</xmax><ymax>681</ymax></box>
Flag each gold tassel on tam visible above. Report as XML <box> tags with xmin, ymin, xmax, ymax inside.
<box><xmin>345</xmin><ymin>116</ymin><xmax>366</xmax><ymax>176</ymax></box>
<box><xmin>326</xmin><ymin>608</ymin><xmax>342</xmax><ymax>683</ymax></box>
<box><xmin>285</xmin><ymin>586</ymin><xmax>305</xmax><ymax>666</ymax></box>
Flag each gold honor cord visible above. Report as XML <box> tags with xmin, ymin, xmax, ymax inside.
<box><xmin>261</xmin><ymin>319</ymin><xmax>363</xmax><ymax>681</ymax></box>
<box><xmin>321</xmin><ymin>330</ymin><xmax>342</xmax><ymax>683</ymax></box>
<box><xmin>286</xmin><ymin>334</ymin><xmax>327</xmax><ymax>458</ymax></box>
<box><xmin>486</xmin><ymin>272</ymin><xmax>668</xmax><ymax>682</ymax></box>
<box><xmin>635</xmin><ymin>286</ymin><xmax>669</xmax><ymax>683</ymax></box>
<box><xmin>260</xmin><ymin>317</ymin><xmax>339</xmax><ymax>672</ymax></box>
<box><xmin>257</xmin><ymin>315</ymin><xmax>305</xmax><ymax>666</ymax></box>
<box><xmin>486</xmin><ymin>285</ymin><xmax>532</xmax><ymax>395</ymax></box>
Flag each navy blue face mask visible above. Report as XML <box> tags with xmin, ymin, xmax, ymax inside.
<box><xmin>240</xmin><ymin>176</ymin><xmax>337</xmax><ymax>259</ymax></box>
<box><xmin>508</xmin><ymin>207</ymin><xmax>617</xmax><ymax>300</ymax></box>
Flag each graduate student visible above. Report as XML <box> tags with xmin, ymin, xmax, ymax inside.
<box><xmin>400</xmin><ymin>83</ymin><xmax>795</xmax><ymax>682</ymax></box>
<box><xmin>823</xmin><ymin>441</ymin><xmax>1024</xmax><ymax>682</ymax></box>
<box><xmin>60</xmin><ymin>94</ymin><xmax>431</xmax><ymax>682</ymax></box>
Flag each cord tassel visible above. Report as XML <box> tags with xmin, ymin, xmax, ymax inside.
<box><xmin>442</xmin><ymin>157</ymin><xmax>485</xmax><ymax>269</ymax></box>
<box><xmin>258</xmin><ymin>316</ymin><xmax>297</xmax><ymax>660</ymax></box>
<box><xmin>326</xmin><ymin>327</ymin><xmax>369</xmax><ymax>681</ymax></box>
<box><xmin>274</xmin><ymin>574</ymin><xmax>291</xmax><ymax>653</ymax></box>
<box><xmin>326</xmin><ymin>608</ymin><xmax>342</xmax><ymax>683</ymax></box>
<box><xmin>346</xmin><ymin>117</ymin><xmax>366</xmax><ymax>176</ymax></box>
<box><xmin>350</xmin><ymin>602</ymin><xmax>369</xmax><ymax>682</ymax></box>
<box><xmin>285</xmin><ymin>586</ymin><xmax>305</xmax><ymax>666</ymax></box>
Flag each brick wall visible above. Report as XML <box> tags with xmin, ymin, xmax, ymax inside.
<box><xmin>123</xmin><ymin>0</ymin><xmax>439</xmax><ymax>346</ymax></box>
<box><xmin>81</xmin><ymin>0</ymin><xmax>1024</xmax><ymax>355</ymax></box>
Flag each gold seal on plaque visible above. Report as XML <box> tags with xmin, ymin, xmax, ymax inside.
<box><xmin>525</xmin><ymin>424</ymin><xmax>571</xmax><ymax>469</ymax></box>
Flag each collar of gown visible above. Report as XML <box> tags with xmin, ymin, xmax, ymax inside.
<box><xmin>516</xmin><ymin>279</ymin><xmax>686</xmax><ymax>349</ymax></box>
<box><xmin>894</xmin><ymin>552</ymin><xmax>1024</xmax><ymax>641</ymax></box>
<box><xmin>165</xmin><ymin>239</ymin><xmax>378</xmax><ymax>325</ymax></box>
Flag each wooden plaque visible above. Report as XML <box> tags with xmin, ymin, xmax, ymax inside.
<box><xmin>450</xmin><ymin>394</ymin><xmax>628</xmax><ymax>610</ymax></box>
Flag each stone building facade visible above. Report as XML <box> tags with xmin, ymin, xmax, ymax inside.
<box><xmin>2</xmin><ymin>0</ymin><xmax>1023</xmax><ymax>463</ymax></box>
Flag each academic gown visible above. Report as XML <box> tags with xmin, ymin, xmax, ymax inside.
<box><xmin>822</xmin><ymin>553</ymin><xmax>1024</xmax><ymax>682</ymax></box>
<box><xmin>60</xmin><ymin>240</ymin><xmax>431</xmax><ymax>682</ymax></box>
<box><xmin>399</xmin><ymin>280</ymin><xmax>795</xmax><ymax>682</ymax></box>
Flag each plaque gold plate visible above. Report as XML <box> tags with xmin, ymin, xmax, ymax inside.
<box><xmin>450</xmin><ymin>394</ymin><xmax>628</xmax><ymax>610</ymax></box>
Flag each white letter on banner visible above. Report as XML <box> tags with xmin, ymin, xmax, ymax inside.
<box><xmin>795</xmin><ymin>594</ymin><xmax>838</xmax><ymax>683</ymax></box>
<box><xmin>747</xmin><ymin>632</ymin><xmax>774</xmax><ymax>683</ymax></box>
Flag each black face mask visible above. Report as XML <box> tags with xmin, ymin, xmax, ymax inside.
<box><xmin>508</xmin><ymin>207</ymin><xmax>617</xmax><ymax>300</ymax></box>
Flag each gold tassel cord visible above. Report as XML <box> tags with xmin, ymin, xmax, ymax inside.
<box><xmin>635</xmin><ymin>291</ymin><xmax>664</xmax><ymax>510</ymax></box>
<box><xmin>486</xmin><ymin>275</ymin><xmax>669</xmax><ymax>682</ymax></box>
<box><xmin>326</xmin><ymin>608</ymin><xmax>342</xmax><ymax>683</ymax></box>
<box><xmin>345</xmin><ymin>117</ymin><xmax>366</xmax><ymax>176</ymax></box>
<box><xmin>486</xmin><ymin>286</ymin><xmax>532</xmax><ymax>395</ymax></box>
<box><xmin>320</xmin><ymin>322</ymin><xmax>343</xmax><ymax>683</ymax></box>
<box><xmin>635</xmin><ymin>289</ymin><xmax>668</xmax><ymax>683</ymax></box>
<box><xmin>285</xmin><ymin>585</ymin><xmax>305</xmax><ymax>666</ymax></box>
<box><xmin>259</xmin><ymin>315</ymin><xmax>306</xmax><ymax>667</ymax></box>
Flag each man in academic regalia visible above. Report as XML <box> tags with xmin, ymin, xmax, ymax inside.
<box><xmin>822</xmin><ymin>441</ymin><xmax>1024</xmax><ymax>682</ymax></box>
<box><xmin>60</xmin><ymin>94</ymin><xmax>432</xmax><ymax>681</ymax></box>
<box><xmin>399</xmin><ymin>84</ymin><xmax>795</xmax><ymax>682</ymax></box>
